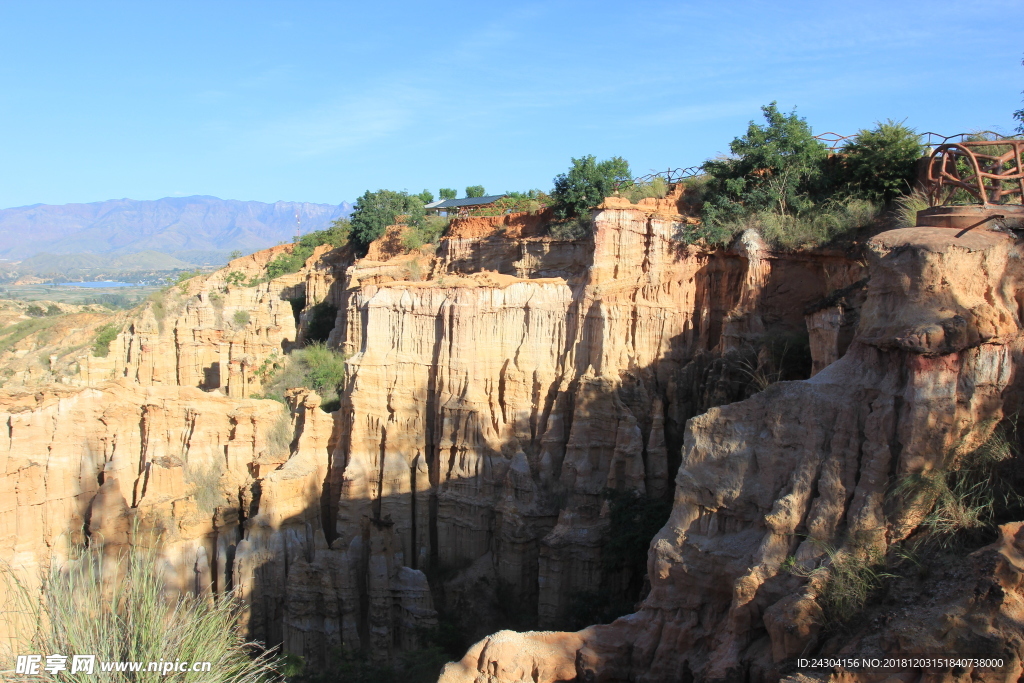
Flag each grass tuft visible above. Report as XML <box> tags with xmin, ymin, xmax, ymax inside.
<box><xmin>787</xmin><ymin>543</ymin><xmax>893</xmax><ymax>625</ymax></box>
<box><xmin>894</xmin><ymin>189</ymin><xmax>930</xmax><ymax>228</ymax></box>
<box><xmin>1</xmin><ymin>541</ymin><xmax>282</xmax><ymax>682</ymax></box>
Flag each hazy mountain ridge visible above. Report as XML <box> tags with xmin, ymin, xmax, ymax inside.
<box><xmin>0</xmin><ymin>195</ymin><xmax>352</xmax><ymax>259</ymax></box>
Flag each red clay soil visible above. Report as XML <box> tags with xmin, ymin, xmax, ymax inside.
<box><xmin>446</xmin><ymin>210</ymin><xmax>553</xmax><ymax>240</ymax></box>
<box><xmin>364</xmin><ymin>224</ymin><xmax>411</xmax><ymax>261</ymax></box>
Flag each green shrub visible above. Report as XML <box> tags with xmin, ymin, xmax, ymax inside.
<box><xmin>267</xmin><ymin>249</ymin><xmax>310</xmax><ymax>280</ymax></box>
<box><xmin>551</xmin><ymin>155</ymin><xmax>631</xmax><ymax>222</ymax></box>
<box><xmin>260</xmin><ymin>343</ymin><xmax>347</xmax><ymax>411</ymax></box>
<box><xmin>0</xmin><ymin>541</ymin><xmax>282</xmax><ymax>683</ymax></box>
<box><xmin>265</xmin><ymin>221</ymin><xmax>352</xmax><ymax>281</ymax></box>
<box><xmin>175</xmin><ymin>269</ymin><xmax>201</xmax><ymax>286</ymax></box>
<box><xmin>233</xmin><ymin>310</ymin><xmax>251</xmax><ymax>326</ymax></box>
<box><xmin>350</xmin><ymin>189</ymin><xmax>421</xmax><ymax>250</ymax></box>
<box><xmin>92</xmin><ymin>324</ymin><xmax>119</xmax><ymax>357</ymax></box>
<box><xmin>225</xmin><ymin>271</ymin><xmax>248</xmax><ymax>287</ymax></box>
<box><xmin>701</xmin><ymin>102</ymin><xmax>829</xmax><ymax>230</ymax></box>
<box><xmin>689</xmin><ymin>196</ymin><xmax>880</xmax><ymax>249</ymax></box>
<box><xmin>438</xmin><ymin>188</ymin><xmax>457</xmax><ymax>201</ymax></box>
<box><xmin>839</xmin><ymin>120</ymin><xmax>925</xmax><ymax>203</ymax></box>
<box><xmin>402</xmin><ymin>215</ymin><xmax>449</xmax><ymax>251</ymax></box>
<box><xmin>185</xmin><ymin>460</ymin><xmax>227</xmax><ymax>514</ymax></box>
<box><xmin>268</xmin><ymin>409</ymin><xmax>293</xmax><ymax>456</ymax></box>
<box><xmin>693</xmin><ymin>104</ymin><xmax>927</xmax><ymax>249</ymax></box>
<box><xmin>297</xmin><ymin>218</ymin><xmax>351</xmax><ymax>250</ymax></box>
<box><xmin>467</xmin><ymin>189</ymin><xmax>550</xmax><ymax>216</ymax></box>
<box><xmin>302</xmin><ymin>342</ymin><xmax>346</xmax><ymax>397</ymax></box>
<box><xmin>150</xmin><ymin>291</ymin><xmax>167</xmax><ymax>322</ymax></box>
<box><xmin>24</xmin><ymin>304</ymin><xmax>61</xmax><ymax>318</ymax></box>
<box><xmin>891</xmin><ymin>424</ymin><xmax>1023</xmax><ymax>550</ymax></box>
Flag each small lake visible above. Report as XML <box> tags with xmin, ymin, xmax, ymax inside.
<box><xmin>51</xmin><ymin>281</ymin><xmax>149</xmax><ymax>288</ymax></box>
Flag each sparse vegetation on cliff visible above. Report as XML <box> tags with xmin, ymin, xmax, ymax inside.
<box><xmin>91</xmin><ymin>324</ymin><xmax>119</xmax><ymax>357</ymax></box>
<box><xmin>619</xmin><ymin>176</ymin><xmax>669</xmax><ymax>203</ymax></box>
<box><xmin>25</xmin><ymin>303</ymin><xmax>61</xmax><ymax>317</ymax></box>
<box><xmin>266</xmin><ymin>219</ymin><xmax>352</xmax><ymax>280</ymax></box>
<box><xmin>692</xmin><ymin>104</ymin><xmax>923</xmax><ymax>248</ymax></box>
<box><xmin>786</xmin><ymin>544</ymin><xmax>893</xmax><ymax>625</ymax></box>
<box><xmin>0</xmin><ymin>318</ymin><xmax>61</xmax><ymax>355</ymax></box>
<box><xmin>891</xmin><ymin>423</ymin><xmax>1024</xmax><ymax>550</ymax></box>
<box><xmin>1</xmin><ymin>542</ymin><xmax>281</xmax><ymax>682</ymax></box>
<box><xmin>259</xmin><ymin>342</ymin><xmax>346</xmax><ymax>412</ymax></box>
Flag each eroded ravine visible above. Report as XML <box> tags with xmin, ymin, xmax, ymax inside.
<box><xmin>1</xmin><ymin>192</ymin><xmax>874</xmax><ymax>674</ymax></box>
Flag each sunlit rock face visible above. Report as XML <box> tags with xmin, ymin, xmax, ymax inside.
<box><xmin>439</xmin><ymin>228</ymin><xmax>1024</xmax><ymax>682</ymax></box>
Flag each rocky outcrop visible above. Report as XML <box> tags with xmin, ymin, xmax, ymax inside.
<box><xmin>439</xmin><ymin>226</ymin><xmax>1024</xmax><ymax>682</ymax></box>
<box><xmin>331</xmin><ymin>205</ymin><xmax>861</xmax><ymax>642</ymax></box>
<box><xmin>0</xmin><ymin>381</ymin><xmax>435</xmax><ymax>666</ymax></box>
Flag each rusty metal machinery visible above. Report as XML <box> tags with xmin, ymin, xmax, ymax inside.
<box><xmin>917</xmin><ymin>138</ymin><xmax>1024</xmax><ymax>232</ymax></box>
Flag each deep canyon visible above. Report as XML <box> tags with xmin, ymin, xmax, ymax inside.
<box><xmin>2</xmin><ymin>187</ymin><xmax>1023</xmax><ymax>682</ymax></box>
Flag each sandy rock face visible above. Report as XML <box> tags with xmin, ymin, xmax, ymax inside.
<box><xmin>332</xmin><ymin>207</ymin><xmax>854</xmax><ymax>638</ymax></box>
<box><xmin>440</xmin><ymin>226</ymin><xmax>1024</xmax><ymax>683</ymax></box>
<box><xmin>1</xmin><ymin>198</ymin><xmax>865</xmax><ymax>667</ymax></box>
<box><xmin>0</xmin><ymin>380</ymin><xmax>436</xmax><ymax>666</ymax></box>
<box><xmin>79</xmin><ymin>244</ymin><xmax>349</xmax><ymax>398</ymax></box>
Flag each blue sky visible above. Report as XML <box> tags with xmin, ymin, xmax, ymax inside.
<box><xmin>1</xmin><ymin>0</ymin><xmax>1021</xmax><ymax>209</ymax></box>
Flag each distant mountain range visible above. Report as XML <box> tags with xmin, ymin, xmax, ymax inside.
<box><xmin>0</xmin><ymin>196</ymin><xmax>353</xmax><ymax>262</ymax></box>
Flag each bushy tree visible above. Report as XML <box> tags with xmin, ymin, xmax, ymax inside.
<box><xmin>465</xmin><ymin>185</ymin><xmax>486</xmax><ymax>198</ymax></box>
<box><xmin>551</xmin><ymin>155</ymin><xmax>631</xmax><ymax>220</ymax></box>
<box><xmin>701</xmin><ymin>102</ymin><xmax>829</xmax><ymax>227</ymax></box>
<box><xmin>439</xmin><ymin>188</ymin><xmax>457</xmax><ymax>201</ymax></box>
<box><xmin>299</xmin><ymin>218</ymin><xmax>350</xmax><ymax>249</ymax></box>
<box><xmin>416</xmin><ymin>189</ymin><xmax>434</xmax><ymax>204</ymax></box>
<box><xmin>840</xmin><ymin>120</ymin><xmax>924</xmax><ymax>203</ymax></box>
<box><xmin>350</xmin><ymin>189</ymin><xmax>415</xmax><ymax>249</ymax></box>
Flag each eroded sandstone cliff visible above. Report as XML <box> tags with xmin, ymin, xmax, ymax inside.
<box><xmin>439</xmin><ymin>227</ymin><xmax>1024</xmax><ymax>682</ymax></box>
<box><xmin>3</xmin><ymin>193</ymin><xmax>881</xmax><ymax>674</ymax></box>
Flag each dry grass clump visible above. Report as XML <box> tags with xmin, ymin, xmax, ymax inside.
<box><xmin>894</xmin><ymin>189</ymin><xmax>930</xmax><ymax>228</ymax></box>
<box><xmin>184</xmin><ymin>460</ymin><xmax>228</xmax><ymax>514</ymax></box>
<box><xmin>1</xmin><ymin>541</ymin><xmax>281</xmax><ymax>682</ymax></box>
<box><xmin>890</xmin><ymin>425</ymin><xmax>1021</xmax><ymax>549</ymax></box>
<box><xmin>618</xmin><ymin>177</ymin><xmax>669</xmax><ymax>203</ymax></box>
<box><xmin>785</xmin><ymin>543</ymin><xmax>893</xmax><ymax>625</ymax></box>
